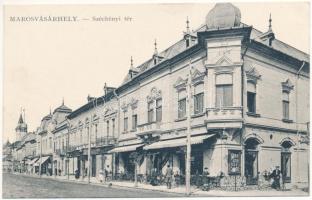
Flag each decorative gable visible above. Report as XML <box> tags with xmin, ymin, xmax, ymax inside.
<box><xmin>245</xmin><ymin>61</ymin><xmax>261</xmax><ymax>83</ymax></box>
<box><xmin>191</xmin><ymin>68</ymin><xmax>205</xmax><ymax>85</ymax></box>
<box><xmin>216</xmin><ymin>54</ymin><xmax>233</xmax><ymax>66</ymax></box>
<box><xmin>281</xmin><ymin>79</ymin><xmax>294</xmax><ymax>93</ymax></box>
<box><xmin>174</xmin><ymin>77</ymin><xmax>188</xmax><ymax>91</ymax></box>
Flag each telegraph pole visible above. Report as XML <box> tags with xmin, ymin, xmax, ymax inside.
<box><xmin>39</xmin><ymin>134</ymin><xmax>42</xmax><ymax>178</ymax></box>
<box><xmin>185</xmin><ymin>59</ymin><xmax>193</xmax><ymax>195</ymax></box>
<box><xmin>87</xmin><ymin>122</ymin><xmax>91</xmax><ymax>183</ymax></box>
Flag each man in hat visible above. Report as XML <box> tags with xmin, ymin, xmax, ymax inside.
<box><xmin>270</xmin><ymin>166</ymin><xmax>281</xmax><ymax>190</ymax></box>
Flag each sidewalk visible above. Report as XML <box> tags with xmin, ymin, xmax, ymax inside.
<box><xmin>14</xmin><ymin>173</ymin><xmax>308</xmax><ymax>196</ymax></box>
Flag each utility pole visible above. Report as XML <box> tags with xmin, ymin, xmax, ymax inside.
<box><xmin>185</xmin><ymin>59</ymin><xmax>193</xmax><ymax>195</ymax></box>
<box><xmin>39</xmin><ymin>134</ymin><xmax>42</xmax><ymax>178</ymax></box>
<box><xmin>87</xmin><ymin>123</ymin><xmax>91</xmax><ymax>183</ymax></box>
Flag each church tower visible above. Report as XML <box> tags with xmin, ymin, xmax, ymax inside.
<box><xmin>15</xmin><ymin>110</ymin><xmax>27</xmax><ymax>142</ymax></box>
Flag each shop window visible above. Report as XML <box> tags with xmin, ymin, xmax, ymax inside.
<box><xmin>228</xmin><ymin>150</ymin><xmax>241</xmax><ymax>175</ymax></box>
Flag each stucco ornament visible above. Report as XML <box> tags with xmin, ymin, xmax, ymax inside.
<box><xmin>129</xmin><ymin>98</ymin><xmax>139</xmax><ymax>109</ymax></box>
<box><xmin>147</xmin><ymin>87</ymin><xmax>162</xmax><ymax>102</ymax></box>
<box><xmin>281</xmin><ymin>79</ymin><xmax>294</xmax><ymax>93</ymax></box>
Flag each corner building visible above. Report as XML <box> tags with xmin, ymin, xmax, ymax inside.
<box><xmin>109</xmin><ymin>3</ymin><xmax>309</xmax><ymax>187</ymax></box>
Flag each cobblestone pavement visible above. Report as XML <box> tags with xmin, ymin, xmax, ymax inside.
<box><xmin>2</xmin><ymin>173</ymin><xmax>184</xmax><ymax>198</ymax></box>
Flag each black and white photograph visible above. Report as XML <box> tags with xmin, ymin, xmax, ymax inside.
<box><xmin>2</xmin><ymin>1</ymin><xmax>310</xmax><ymax>198</ymax></box>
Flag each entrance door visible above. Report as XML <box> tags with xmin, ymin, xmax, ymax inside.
<box><xmin>281</xmin><ymin>152</ymin><xmax>291</xmax><ymax>183</ymax></box>
<box><xmin>245</xmin><ymin>150</ymin><xmax>258</xmax><ymax>185</ymax></box>
<box><xmin>92</xmin><ymin>155</ymin><xmax>96</xmax><ymax>177</ymax></box>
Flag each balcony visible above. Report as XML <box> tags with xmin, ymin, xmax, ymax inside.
<box><xmin>136</xmin><ymin>121</ymin><xmax>163</xmax><ymax>137</ymax></box>
<box><xmin>205</xmin><ymin>107</ymin><xmax>243</xmax><ymax>129</ymax></box>
<box><xmin>55</xmin><ymin>149</ymin><xmax>66</xmax><ymax>156</ymax></box>
<box><xmin>95</xmin><ymin>136</ymin><xmax>117</xmax><ymax>147</ymax></box>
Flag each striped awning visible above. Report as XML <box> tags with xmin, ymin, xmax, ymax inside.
<box><xmin>143</xmin><ymin>134</ymin><xmax>215</xmax><ymax>150</ymax></box>
<box><xmin>108</xmin><ymin>144</ymin><xmax>144</xmax><ymax>153</ymax></box>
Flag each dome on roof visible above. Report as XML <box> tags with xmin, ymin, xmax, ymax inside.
<box><xmin>42</xmin><ymin>113</ymin><xmax>52</xmax><ymax>121</ymax></box>
<box><xmin>206</xmin><ymin>3</ymin><xmax>241</xmax><ymax>29</ymax></box>
<box><xmin>53</xmin><ymin>104</ymin><xmax>72</xmax><ymax>114</ymax></box>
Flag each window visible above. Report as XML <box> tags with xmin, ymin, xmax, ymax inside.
<box><xmin>186</xmin><ymin>38</ymin><xmax>190</xmax><ymax>48</ymax></box>
<box><xmin>282</xmin><ymin>91</ymin><xmax>290</xmax><ymax>119</ymax></box>
<box><xmin>106</xmin><ymin>120</ymin><xmax>110</xmax><ymax>137</ymax></box>
<box><xmin>148</xmin><ymin>101</ymin><xmax>154</xmax><ymax>123</ymax></box>
<box><xmin>132</xmin><ymin>114</ymin><xmax>138</xmax><ymax>130</ymax></box>
<box><xmin>247</xmin><ymin>81</ymin><xmax>256</xmax><ymax>113</ymax></box>
<box><xmin>62</xmin><ymin>139</ymin><xmax>64</xmax><ymax>150</ymax></box>
<box><xmin>178</xmin><ymin>90</ymin><xmax>187</xmax><ymax>118</ymax></box>
<box><xmin>216</xmin><ymin>85</ymin><xmax>233</xmax><ymax>107</ymax></box>
<box><xmin>94</xmin><ymin>124</ymin><xmax>98</xmax><ymax>141</ymax></box>
<box><xmin>216</xmin><ymin>73</ymin><xmax>233</xmax><ymax>107</ymax></box>
<box><xmin>228</xmin><ymin>150</ymin><xmax>241</xmax><ymax>175</ymax></box>
<box><xmin>124</xmin><ymin>117</ymin><xmax>128</xmax><ymax>132</ymax></box>
<box><xmin>194</xmin><ymin>84</ymin><xmax>204</xmax><ymax>114</ymax></box>
<box><xmin>156</xmin><ymin>99</ymin><xmax>162</xmax><ymax>122</ymax></box>
<box><xmin>112</xmin><ymin>119</ymin><xmax>115</xmax><ymax>135</ymax></box>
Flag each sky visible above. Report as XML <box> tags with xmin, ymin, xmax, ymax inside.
<box><xmin>3</xmin><ymin>2</ymin><xmax>310</xmax><ymax>142</ymax></box>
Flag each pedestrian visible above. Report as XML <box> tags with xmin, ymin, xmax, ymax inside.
<box><xmin>58</xmin><ymin>168</ymin><xmax>61</xmax><ymax>176</ymax></box>
<box><xmin>98</xmin><ymin>169</ymin><xmax>105</xmax><ymax>183</ymax></box>
<box><xmin>202</xmin><ymin>167</ymin><xmax>210</xmax><ymax>191</ymax></box>
<box><xmin>75</xmin><ymin>169</ymin><xmax>80</xmax><ymax>179</ymax></box>
<box><xmin>270</xmin><ymin>166</ymin><xmax>281</xmax><ymax>190</ymax></box>
<box><xmin>150</xmin><ymin>168</ymin><xmax>158</xmax><ymax>186</ymax></box>
<box><xmin>165</xmin><ymin>165</ymin><xmax>173</xmax><ymax>189</ymax></box>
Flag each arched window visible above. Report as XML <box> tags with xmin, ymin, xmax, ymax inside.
<box><xmin>281</xmin><ymin>141</ymin><xmax>293</xmax><ymax>183</ymax></box>
<box><xmin>244</xmin><ymin>138</ymin><xmax>261</xmax><ymax>185</ymax></box>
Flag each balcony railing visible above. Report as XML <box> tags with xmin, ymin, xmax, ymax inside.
<box><xmin>55</xmin><ymin>149</ymin><xmax>66</xmax><ymax>155</ymax></box>
<box><xmin>136</xmin><ymin>121</ymin><xmax>162</xmax><ymax>136</ymax></box>
<box><xmin>95</xmin><ymin>136</ymin><xmax>116</xmax><ymax>147</ymax></box>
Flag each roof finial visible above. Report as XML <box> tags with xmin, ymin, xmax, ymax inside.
<box><xmin>154</xmin><ymin>39</ymin><xmax>158</xmax><ymax>55</ymax></box>
<box><xmin>130</xmin><ymin>56</ymin><xmax>133</xmax><ymax>68</ymax></box>
<box><xmin>62</xmin><ymin>97</ymin><xmax>64</xmax><ymax>105</ymax></box>
<box><xmin>268</xmin><ymin>13</ymin><xmax>272</xmax><ymax>31</ymax></box>
<box><xmin>49</xmin><ymin>106</ymin><xmax>51</xmax><ymax>115</ymax></box>
<box><xmin>186</xmin><ymin>16</ymin><xmax>190</xmax><ymax>34</ymax></box>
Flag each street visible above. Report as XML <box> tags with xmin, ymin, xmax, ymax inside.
<box><xmin>2</xmin><ymin>173</ymin><xmax>183</xmax><ymax>198</ymax></box>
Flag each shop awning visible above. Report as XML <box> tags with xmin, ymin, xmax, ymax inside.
<box><xmin>29</xmin><ymin>158</ymin><xmax>39</xmax><ymax>165</ymax></box>
<box><xmin>108</xmin><ymin>144</ymin><xmax>144</xmax><ymax>153</ymax></box>
<box><xmin>143</xmin><ymin>134</ymin><xmax>215</xmax><ymax>150</ymax></box>
<box><xmin>40</xmin><ymin>156</ymin><xmax>50</xmax><ymax>164</ymax></box>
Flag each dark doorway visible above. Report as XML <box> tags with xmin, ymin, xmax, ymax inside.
<box><xmin>92</xmin><ymin>155</ymin><xmax>96</xmax><ymax>177</ymax></box>
<box><xmin>244</xmin><ymin>138</ymin><xmax>260</xmax><ymax>185</ymax></box>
